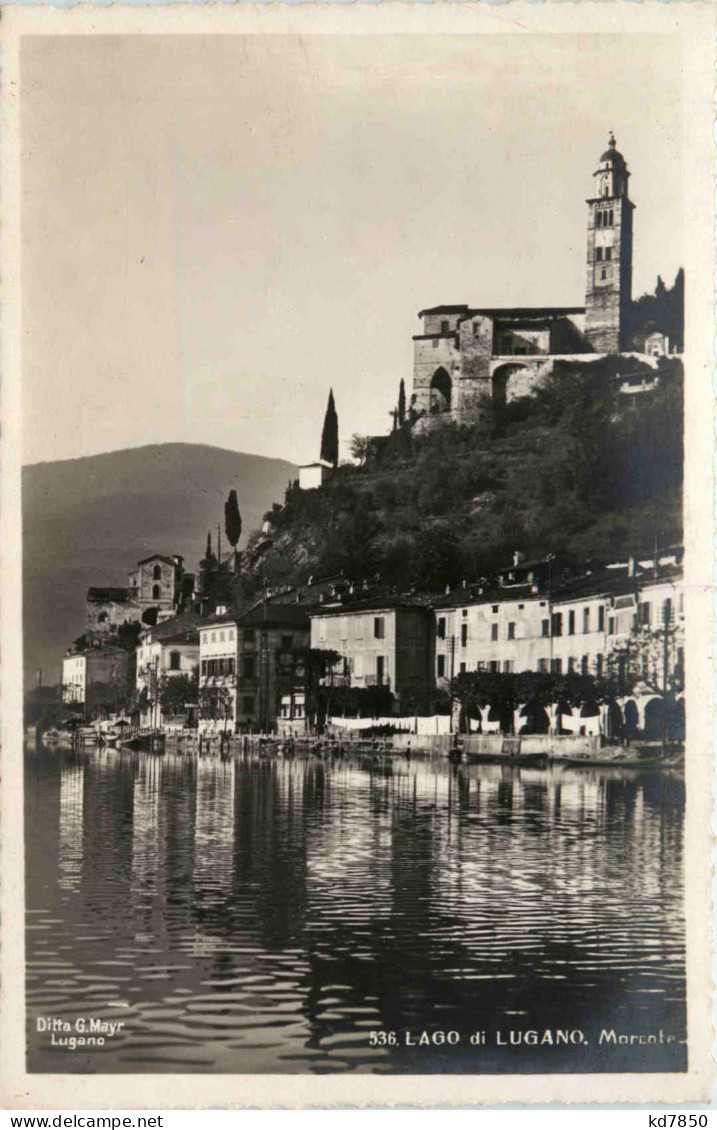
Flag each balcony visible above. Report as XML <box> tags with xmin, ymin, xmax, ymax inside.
<box><xmin>365</xmin><ymin>675</ymin><xmax>391</xmax><ymax>689</ymax></box>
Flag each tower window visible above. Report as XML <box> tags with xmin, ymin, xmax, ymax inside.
<box><xmin>596</xmin><ymin>213</ymin><xmax>602</xmax><ymax>229</ymax></box>
<box><xmin>605</xmin><ymin>247</ymin><xmax>612</xmax><ymax>261</ymax></box>
<box><xmin>595</xmin><ymin>247</ymin><xmax>603</xmax><ymax>262</ymax></box>
<box><xmin>601</xmin><ymin>268</ymin><xmax>607</xmax><ymax>280</ymax></box>
<box><xmin>609</xmin><ymin>210</ymin><xmax>614</xmax><ymax>226</ymax></box>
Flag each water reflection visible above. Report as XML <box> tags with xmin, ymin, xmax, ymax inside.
<box><xmin>25</xmin><ymin>747</ymin><xmax>686</xmax><ymax>1075</ymax></box>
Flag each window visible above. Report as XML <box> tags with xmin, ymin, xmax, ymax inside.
<box><xmin>507</xmin><ymin>622</ymin><xmax>515</xmax><ymax>640</ymax></box>
<box><xmin>227</xmin><ymin>630</ymin><xmax>235</xmax><ymax>641</ymax></box>
<box><xmin>550</xmin><ymin>658</ymin><xmax>563</xmax><ymax>675</ymax></box>
<box><xmin>567</xmin><ymin>657</ymin><xmax>576</xmax><ymax>673</ymax></box>
<box><xmin>663</xmin><ymin>599</ymin><xmax>673</xmax><ymax>624</ymax></box>
<box><xmin>227</xmin><ymin>658</ymin><xmax>235</xmax><ymax>677</ymax></box>
<box><xmin>219</xmin><ymin>631</ymin><xmax>225</xmax><ymax>642</ymax></box>
<box><xmin>152</xmin><ymin>584</ymin><xmax>161</xmax><ymax>600</ymax></box>
<box><xmin>152</xmin><ymin>565</ymin><xmax>161</xmax><ymax>580</ymax></box>
<box><xmin>596</xmin><ymin>212</ymin><xmax>602</xmax><ymax>229</ymax></box>
<box><xmin>489</xmin><ymin>660</ymin><xmax>499</xmax><ymax>674</ymax></box>
<box><xmin>460</xmin><ymin>624</ymin><xmax>468</xmax><ymax>647</ymax></box>
<box><xmin>432</xmin><ymin>339</ymin><xmax>439</xmax><ymax>349</ymax></box>
<box><xmin>201</xmin><ymin>660</ymin><xmax>208</xmax><ymax>677</ymax></box>
<box><xmin>492</xmin><ymin>605</ymin><xmax>499</xmax><ymax>614</ymax></box>
<box><xmin>437</xmin><ymin>655</ymin><xmax>446</xmax><ymax>678</ymax></box>
<box><xmin>609</xmin><ymin>210</ymin><xmax>614</xmax><ymax>226</ymax></box>
<box><xmin>169</xmin><ymin>651</ymin><xmax>180</xmax><ymax>671</ymax></box>
<box><xmin>518</xmin><ymin>604</ymin><xmax>524</xmax><ymax>610</ymax></box>
<box><xmin>596</xmin><ymin>655</ymin><xmax>604</xmax><ymax>678</ymax></box>
<box><xmin>568</xmin><ymin>610</ymin><xmax>575</xmax><ymax>636</ymax></box>
<box><xmin>459</xmin><ymin>662</ymin><xmax>466</xmax><ymax>674</ymax></box>
<box><xmin>551</xmin><ymin>612</ymin><xmax>563</xmax><ymax>637</ymax></box>
<box><xmin>491</xmin><ymin>623</ymin><xmax>499</xmax><ymax>642</ymax></box>
<box><xmin>503</xmin><ymin>660</ymin><xmax>514</xmax><ymax>673</ymax></box>
<box><xmin>598</xmin><ymin>606</ymin><xmax>605</xmax><ymax>631</ymax></box>
<box><xmin>242</xmin><ymin>656</ymin><xmax>255</xmax><ymax>679</ymax></box>
<box><xmin>281</xmin><ymin>635</ymin><xmax>293</xmax><ymax>650</ymax></box>
<box><xmin>541</xmin><ymin>619</ymin><xmax>550</xmax><ymax>638</ymax></box>
<box><xmin>596</xmin><ymin>247</ymin><xmax>603</xmax><ymax>262</ymax></box>
<box><xmin>476</xmin><ymin>661</ymin><xmax>485</xmax><ymax>672</ymax></box>
<box><xmin>242</xmin><ymin>696</ymin><xmax>255</xmax><ymax>714</ymax></box>
<box><xmin>583</xmin><ymin>608</ymin><xmax>590</xmax><ymax>634</ymax></box>
<box><xmin>608</xmin><ymin>617</ymin><xmax>615</xmax><ymax>635</ymax></box>
<box><xmin>605</xmin><ymin>247</ymin><xmax>612</xmax><ymax>261</ymax></box>
<box><xmin>601</xmin><ymin>267</ymin><xmax>607</xmax><ymax>280</ymax></box>
<box><xmin>437</xmin><ymin>617</ymin><xmax>446</xmax><ymax>640</ymax></box>
<box><xmin>473</xmin><ymin>322</ymin><xmax>480</xmax><ymax>336</ymax></box>
<box><xmin>462</xmin><ymin>609</ymin><xmax>468</xmax><ymax>617</ymax></box>
<box><xmin>374</xmin><ymin>617</ymin><xmax>385</xmax><ymax>640</ymax></box>
<box><xmin>441</xmin><ymin>320</ymin><xmax>449</xmax><ymax>333</ymax></box>
<box><xmin>581</xmin><ymin>655</ymin><xmax>589</xmax><ymax>676</ymax></box>
<box><xmin>537</xmin><ymin>658</ymin><xmax>549</xmax><ymax>673</ymax></box>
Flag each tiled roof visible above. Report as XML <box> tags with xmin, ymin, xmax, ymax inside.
<box><xmin>418</xmin><ymin>304</ymin><xmax>470</xmax><ymax>317</ymax></box>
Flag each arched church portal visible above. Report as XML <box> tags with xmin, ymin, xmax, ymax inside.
<box><xmin>430</xmin><ymin>367</ymin><xmax>452</xmax><ymax>414</ymax></box>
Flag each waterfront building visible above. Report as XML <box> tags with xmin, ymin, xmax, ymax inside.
<box><xmin>309</xmin><ymin>602</ymin><xmax>433</xmax><ymax>712</ymax></box>
<box><xmin>432</xmin><ymin>550</ymin><xmax>684</xmax><ymax>738</ymax></box>
<box><xmin>135</xmin><ymin>619</ymin><xmax>200</xmax><ymax>729</ymax></box>
<box><xmin>61</xmin><ymin>645</ymin><xmax>130</xmax><ymax>708</ymax></box>
<box><xmin>198</xmin><ymin>603</ymin><xmax>310</xmax><ymax>734</ymax></box>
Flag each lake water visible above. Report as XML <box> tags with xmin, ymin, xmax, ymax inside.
<box><xmin>25</xmin><ymin>746</ymin><xmax>687</xmax><ymax>1074</ymax></box>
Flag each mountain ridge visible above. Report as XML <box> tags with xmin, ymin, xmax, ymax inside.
<box><xmin>23</xmin><ymin>442</ymin><xmax>297</xmax><ymax>684</ymax></box>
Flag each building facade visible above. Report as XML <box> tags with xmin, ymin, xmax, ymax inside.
<box><xmin>309</xmin><ymin>603</ymin><xmax>433</xmax><ymax>710</ymax></box>
<box><xmin>198</xmin><ymin>604</ymin><xmax>310</xmax><ymax>733</ymax></box>
<box><xmin>127</xmin><ymin>554</ymin><xmax>188</xmax><ymax>623</ymax></box>
<box><xmin>432</xmin><ymin>552</ymin><xmax>684</xmax><ymax>736</ymax></box>
<box><xmin>411</xmin><ymin>137</ymin><xmax>672</xmax><ymax>430</ymax></box>
<box><xmin>135</xmin><ymin>621</ymin><xmax>200</xmax><ymax>729</ymax></box>
<box><xmin>61</xmin><ymin>646</ymin><xmax>130</xmax><ymax>708</ymax></box>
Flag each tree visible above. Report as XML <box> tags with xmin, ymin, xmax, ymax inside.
<box><xmin>350</xmin><ymin>434</ymin><xmax>370</xmax><ymax>465</ymax></box>
<box><xmin>398</xmin><ymin>378</ymin><xmax>406</xmax><ymax>426</ymax></box>
<box><xmin>320</xmin><ymin>389</ymin><xmax>339</xmax><ymax>468</ymax></box>
<box><xmin>298</xmin><ymin>647</ymin><xmax>341</xmax><ymax>733</ymax></box>
<box><xmin>159</xmin><ymin>670</ymin><xmax>199</xmax><ymax>716</ymax></box>
<box><xmin>225</xmin><ymin>489</ymin><xmax>242</xmax><ymax>570</ymax></box>
<box><xmin>198</xmin><ymin>682</ymin><xmax>233</xmax><ymax>727</ymax></box>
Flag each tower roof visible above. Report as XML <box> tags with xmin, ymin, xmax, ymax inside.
<box><xmin>599</xmin><ymin>132</ymin><xmax>626</xmax><ymax>166</ymax></box>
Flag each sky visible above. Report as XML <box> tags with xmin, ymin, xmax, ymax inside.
<box><xmin>21</xmin><ymin>33</ymin><xmax>684</xmax><ymax>467</ymax></box>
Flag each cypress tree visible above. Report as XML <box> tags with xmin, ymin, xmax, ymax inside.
<box><xmin>320</xmin><ymin>388</ymin><xmax>339</xmax><ymax>468</ymax></box>
<box><xmin>398</xmin><ymin>378</ymin><xmax>406</xmax><ymax>426</ymax></box>
<box><xmin>225</xmin><ymin>489</ymin><xmax>242</xmax><ymax>549</ymax></box>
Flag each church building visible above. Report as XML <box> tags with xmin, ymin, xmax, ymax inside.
<box><xmin>411</xmin><ymin>136</ymin><xmax>674</xmax><ymax>428</ymax></box>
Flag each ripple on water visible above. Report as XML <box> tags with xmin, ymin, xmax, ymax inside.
<box><xmin>25</xmin><ymin>749</ymin><xmax>687</xmax><ymax>1074</ymax></box>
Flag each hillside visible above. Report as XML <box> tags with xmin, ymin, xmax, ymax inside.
<box><xmin>237</xmin><ymin>356</ymin><xmax>683</xmax><ymax>602</ymax></box>
<box><xmin>23</xmin><ymin>444</ymin><xmax>296</xmax><ymax>684</ymax></box>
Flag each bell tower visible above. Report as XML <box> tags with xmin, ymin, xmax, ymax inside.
<box><xmin>585</xmin><ymin>133</ymin><xmax>634</xmax><ymax>353</ymax></box>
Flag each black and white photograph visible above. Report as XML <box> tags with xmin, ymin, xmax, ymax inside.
<box><xmin>4</xmin><ymin>5</ymin><xmax>713</xmax><ymax>1108</ymax></box>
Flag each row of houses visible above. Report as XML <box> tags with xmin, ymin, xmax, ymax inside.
<box><xmin>62</xmin><ymin>547</ymin><xmax>684</xmax><ymax>738</ymax></box>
